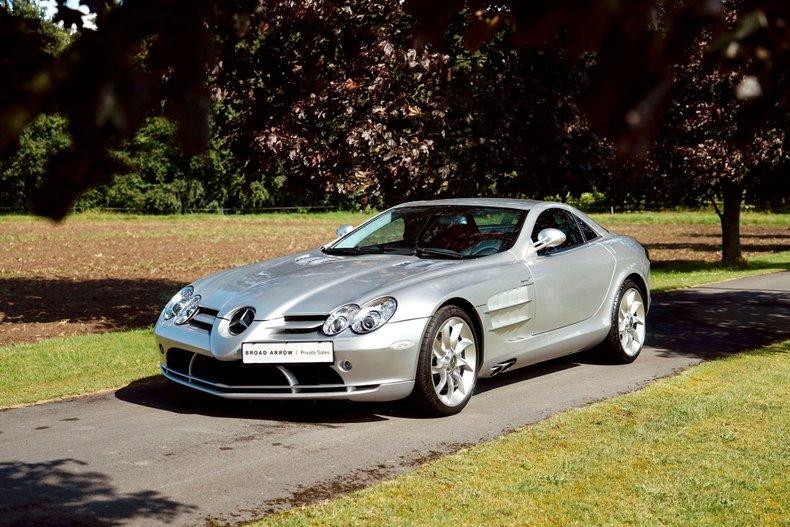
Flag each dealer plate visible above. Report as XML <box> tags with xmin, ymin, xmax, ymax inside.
<box><xmin>242</xmin><ymin>341</ymin><xmax>334</xmax><ymax>364</ymax></box>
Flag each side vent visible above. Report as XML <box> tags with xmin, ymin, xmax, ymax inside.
<box><xmin>490</xmin><ymin>358</ymin><xmax>517</xmax><ymax>376</ymax></box>
<box><xmin>486</xmin><ymin>285</ymin><xmax>532</xmax><ymax>341</ymax></box>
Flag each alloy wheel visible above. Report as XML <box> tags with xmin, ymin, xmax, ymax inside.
<box><xmin>431</xmin><ymin>316</ymin><xmax>477</xmax><ymax>407</ymax></box>
<box><xmin>618</xmin><ymin>288</ymin><xmax>646</xmax><ymax>357</ymax></box>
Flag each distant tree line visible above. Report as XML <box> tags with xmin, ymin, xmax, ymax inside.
<box><xmin>0</xmin><ymin>0</ymin><xmax>787</xmax><ymax>261</ymax></box>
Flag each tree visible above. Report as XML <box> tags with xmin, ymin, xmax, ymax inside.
<box><xmin>0</xmin><ymin>0</ymin><xmax>788</xmax><ymax>221</ymax></box>
<box><xmin>0</xmin><ymin>114</ymin><xmax>70</xmax><ymax>211</ymax></box>
<box><xmin>211</xmin><ymin>1</ymin><xmax>612</xmax><ymax>208</ymax></box>
<box><xmin>0</xmin><ymin>0</ymin><xmax>71</xmax><ymax>212</ymax></box>
<box><xmin>639</xmin><ymin>7</ymin><xmax>788</xmax><ymax>264</ymax></box>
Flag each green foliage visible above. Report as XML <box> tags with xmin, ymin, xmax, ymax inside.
<box><xmin>3</xmin><ymin>0</ymin><xmax>71</xmax><ymax>55</ymax></box>
<box><xmin>73</xmin><ymin>117</ymin><xmax>249</xmax><ymax>214</ymax></box>
<box><xmin>543</xmin><ymin>191</ymin><xmax>608</xmax><ymax>212</ymax></box>
<box><xmin>0</xmin><ymin>114</ymin><xmax>70</xmax><ymax>211</ymax></box>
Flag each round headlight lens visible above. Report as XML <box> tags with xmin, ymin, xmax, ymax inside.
<box><xmin>322</xmin><ymin>304</ymin><xmax>360</xmax><ymax>335</ymax></box>
<box><xmin>162</xmin><ymin>285</ymin><xmax>195</xmax><ymax>320</ymax></box>
<box><xmin>351</xmin><ymin>297</ymin><xmax>397</xmax><ymax>334</ymax></box>
<box><xmin>174</xmin><ymin>295</ymin><xmax>201</xmax><ymax>325</ymax></box>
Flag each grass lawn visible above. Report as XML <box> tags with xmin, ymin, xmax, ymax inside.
<box><xmin>0</xmin><ymin>328</ymin><xmax>157</xmax><ymax>408</ymax></box>
<box><xmin>253</xmin><ymin>340</ymin><xmax>790</xmax><ymax>527</ymax></box>
<box><xmin>588</xmin><ymin>209</ymin><xmax>790</xmax><ymax>226</ymax></box>
<box><xmin>651</xmin><ymin>250</ymin><xmax>790</xmax><ymax>292</ymax></box>
<box><xmin>1</xmin><ymin>207</ymin><xmax>786</xmax><ymax>226</ymax></box>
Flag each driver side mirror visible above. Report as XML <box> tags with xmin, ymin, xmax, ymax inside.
<box><xmin>336</xmin><ymin>224</ymin><xmax>354</xmax><ymax>238</ymax></box>
<box><xmin>532</xmin><ymin>228</ymin><xmax>566</xmax><ymax>252</ymax></box>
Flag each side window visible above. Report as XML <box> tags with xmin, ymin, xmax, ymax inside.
<box><xmin>576</xmin><ymin>217</ymin><xmax>599</xmax><ymax>241</ymax></box>
<box><xmin>532</xmin><ymin>209</ymin><xmax>585</xmax><ymax>254</ymax></box>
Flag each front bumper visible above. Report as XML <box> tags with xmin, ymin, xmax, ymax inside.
<box><xmin>154</xmin><ymin>316</ymin><xmax>428</xmax><ymax>402</ymax></box>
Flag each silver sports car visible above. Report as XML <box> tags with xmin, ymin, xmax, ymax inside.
<box><xmin>155</xmin><ymin>198</ymin><xmax>650</xmax><ymax>415</ymax></box>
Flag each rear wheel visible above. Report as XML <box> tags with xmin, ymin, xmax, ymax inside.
<box><xmin>410</xmin><ymin>306</ymin><xmax>478</xmax><ymax>416</ymax></box>
<box><xmin>601</xmin><ymin>279</ymin><xmax>646</xmax><ymax>363</ymax></box>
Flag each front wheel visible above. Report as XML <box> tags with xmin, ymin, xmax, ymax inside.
<box><xmin>600</xmin><ymin>279</ymin><xmax>647</xmax><ymax>363</ymax></box>
<box><xmin>409</xmin><ymin>306</ymin><xmax>479</xmax><ymax>416</ymax></box>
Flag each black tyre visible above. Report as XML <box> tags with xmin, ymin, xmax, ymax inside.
<box><xmin>409</xmin><ymin>306</ymin><xmax>479</xmax><ymax>416</ymax></box>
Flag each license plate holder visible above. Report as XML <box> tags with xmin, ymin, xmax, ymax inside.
<box><xmin>241</xmin><ymin>341</ymin><xmax>334</xmax><ymax>364</ymax></box>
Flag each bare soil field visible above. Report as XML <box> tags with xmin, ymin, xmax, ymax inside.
<box><xmin>0</xmin><ymin>213</ymin><xmax>787</xmax><ymax>345</ymax></box>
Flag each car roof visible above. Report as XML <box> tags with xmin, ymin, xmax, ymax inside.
<box><xmin>392</xmin><ymin>197</ymin><xmax>541</xmax><ymax>211</ymax></box>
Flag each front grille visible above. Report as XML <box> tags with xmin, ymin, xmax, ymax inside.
<box><xmin>275</xmin><ymin>314</ymin><xmax>327</xmax><ymax>334</ymax></box>
<box><xmin>164</xmin><ymin>348</ymin><xmax>347</xmax><ymax>394</ymax></box>
<box><xmin>187</xmin><ymin>306</ymin><xmax>219</xmax><ymax>333</ymax></box>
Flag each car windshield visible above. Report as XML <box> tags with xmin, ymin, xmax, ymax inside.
<box><xmin>325</xmin><ymin>206</ymin><xmax>527</xmax><ymax>259</ymax></box>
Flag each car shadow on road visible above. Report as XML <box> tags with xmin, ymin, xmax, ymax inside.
<box><xmin>115</xmin><ymin>377</ymin><xmax>396</xmax><ymax>424</ymax></box>
<box><xmin>117</xmin><ymin>275</ymin><xmax>789</xmax><ymax>421</ymax></box>
<box><xmin>0</xmin><ymin>458</ymin><xmax>196</xmax><ymax>527</ymax></box>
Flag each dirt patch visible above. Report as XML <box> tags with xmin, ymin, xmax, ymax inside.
<box><xmin>0</xmin><ymin>215</ymin><xmax>787</xmax><ymax>346</ymax></box>
<box><xmin>0</xmin><ymin>216</ymin><xmax>345</xmax><ymax>345</ymax></box>
<box><xmin>608</xmin><ymin>223</ymin><xmax>790</xmax><ymax>267</ymax></box>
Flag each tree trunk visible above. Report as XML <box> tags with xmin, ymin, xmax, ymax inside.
<box><xmin>718</xmin><ymin>183</ymin><xmax>744</xmax><ymax>265</ymax></box>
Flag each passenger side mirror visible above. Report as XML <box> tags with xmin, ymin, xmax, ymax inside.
<box><xmin>532</xmin><ymin>228</ymin><xmax>566</xmax><ymax>251</ymax></box>
<box><xmin>336</xmin><ymin>224</ymin><xmax>354</xmax><ymax>238</ymax></box>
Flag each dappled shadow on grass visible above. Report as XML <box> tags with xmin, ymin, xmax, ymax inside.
<box><xmin>0</xmin><ymin>277</ymin><xmax>183</xmax><ymax>332</ymax></box>
<box><xmin>690</xmin><ymin>232</ymin><xmax>790</xmax><ymax>240</ymax></box>
<box><xmin>651</xmin><ymin>258</ymin><xmax>789</xmax><ymax>272</ymax></box>
<box><xmin>0</xmin><ymin>458</ymin><xmax>195</xmax><ymax>526</ymax></box>
<box><xmin>645</xmin><ymin>241</ymin><xmax>790</xmax><ymax>254</ymax></box>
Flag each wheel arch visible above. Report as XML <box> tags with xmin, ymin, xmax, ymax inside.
<box><xmin>437</xmin><ymin>297</ymin><xmax>485</xmax><ymax>369</ymax></box>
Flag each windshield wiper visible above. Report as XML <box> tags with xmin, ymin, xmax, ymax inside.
<box><xmin>414</xmin><ymin>246</ymin><xmax>465</xmax><ymax>260</ymax></box>
<box><xmin>322</xmin><ymin>246</ymin><xmax>362</xmax><ymax>256</ymax></box>
<box><xmin>322</xmin><ymin>246</ymin><xmax>383</xmax><ymax>256</ymax></box>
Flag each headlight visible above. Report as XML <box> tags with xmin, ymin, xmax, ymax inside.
<box><xmin>322</xmin><ymin>297</ymin><xmax>398</xmax><ymax>336</ymax></box>
<box><xmin>351</xmin><ymin>297</ymin><xmax>397</xmax><ymax>334</ymax></box>
<box><xmin>162</xmin><ymin>285</ymin><xmax>195</xmax><ymax>321</ymax></box>
<box><xmin>322</xmin><ymin>304</ymin><xmax>360</xmax><ymax>336</ymax></box>
<box><xmin>174</xmin><ymin>295</ymin><xmax>201</xmax><ymax>325</ymax></box>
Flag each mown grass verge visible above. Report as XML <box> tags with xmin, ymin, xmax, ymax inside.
<box><xmin>589</xmin><ymin>209</ymin><xmax>790</xmax><ymax>226</ymax></box>
<box><xmin>651</xmin><ymin>250</ymin><xmax>790</xmax><ymax>292</ymax></box>
<box><xmin>252</xmin><ymin>340</ymin><xmax>790</xmax><ymax>527</ymax></box>
<box><xmin>1</xmin><ymin>208</ymin><xmax>786</xmax><ymax>226</ymax></box>
<box><xmin>0</xmin><ymin>328</ymin><xmax>157</xmax><ymax>408</ymax></box>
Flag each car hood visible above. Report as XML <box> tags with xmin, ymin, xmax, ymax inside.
<box><xmin>193</xmin><ymin>250</ymin><xmax>457</xmax><ymax>319</ymax></box>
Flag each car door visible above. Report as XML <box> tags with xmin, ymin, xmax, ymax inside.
<box><xmin>528</xmin><ymin>208</ymin><xmax>615</xmax><ymax>334</ymax></box>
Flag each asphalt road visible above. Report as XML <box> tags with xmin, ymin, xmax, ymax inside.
<box><xmin>1</xmin><ymin>272</ymin><xmax>788</xmax><ymax>526</ymax></box>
